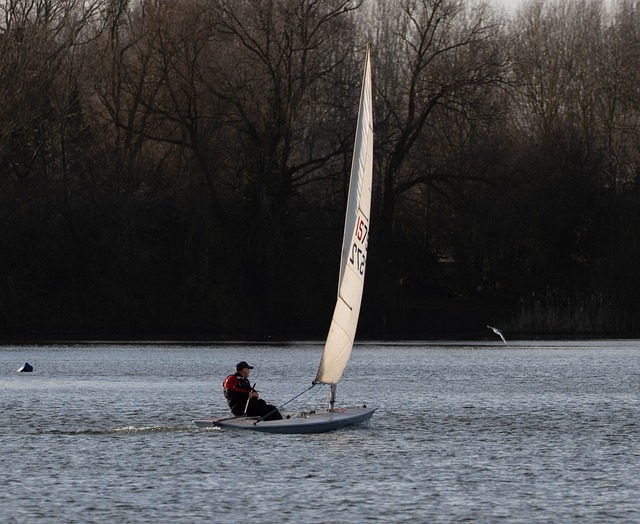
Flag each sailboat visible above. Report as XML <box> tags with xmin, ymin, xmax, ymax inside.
<box><xmin>194</xmin><ymin>45</ymin><xmax>375</xmax><ymax>434</ymax></box>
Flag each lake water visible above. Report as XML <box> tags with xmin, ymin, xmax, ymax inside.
<box><xmin>1</xmin><ymin>340</ymin><xmax>639</xmax><ymax>522</ymax></box>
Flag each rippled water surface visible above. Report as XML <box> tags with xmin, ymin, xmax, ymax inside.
<box><xmin>2</xmin><ymin>340</ymin><xmax>639</xmax><ymax>522</ymax></box>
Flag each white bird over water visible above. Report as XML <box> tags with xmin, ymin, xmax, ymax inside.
<box><xmin>487</xmin><ymin>325</ymin><xmax>508</xmax><ymax>345</ymax></box>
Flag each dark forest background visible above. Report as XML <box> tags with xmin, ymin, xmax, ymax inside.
<box><xmin>2</xmin><ymin>0</ymin><xmax>640</xmax><ymax>340</ymax></box>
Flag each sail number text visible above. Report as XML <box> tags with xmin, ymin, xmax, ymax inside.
<box><xmin>349</xmin><ymin>216</ymin><xmax>369</xmax><ymax>276</ymax></box>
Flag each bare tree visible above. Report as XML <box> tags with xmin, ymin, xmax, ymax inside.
<box><xmin>209</xmin><ymin>0</ymin><xmax>363</xmax><ymax>313</ymax></box>
<box><xmin>501</xmin><ymin>0</ymin><xmax>640</xmax><ymax>330</ymax></box>
<box><xmin>367</xmin><ymin>0</ymin><xmax>509</xmax><ymax>306</ymax></box>
<box><xmin>87</xmin><ymin>0</ymin><xmax>157</xmax><ymax>193</ymax></box>
<box><xmin>212</xmin><ymin>0</ymin><xmax>363</xmax><ymax>213</ymax></box>
<box><xmin>372</xmin><ymin>0</ymin><xmax>508</xmax><ymax>236</ymax></box>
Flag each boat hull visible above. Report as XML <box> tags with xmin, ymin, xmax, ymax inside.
<box><xmin>193</xmin><ymin>406</ymin><xmax>376</xmax><ymax>434</ymax></box>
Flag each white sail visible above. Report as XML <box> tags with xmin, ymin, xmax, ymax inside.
<box><xmin>315</xmin><ymin>45</ymin><xmax>373</xmax><ymax>385</ymax></box>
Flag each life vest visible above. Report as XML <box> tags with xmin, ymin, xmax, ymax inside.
<box><xmin>223</xmin><ymin>373</ymin><xmax>252</xmax><ymax>400</ymax></box>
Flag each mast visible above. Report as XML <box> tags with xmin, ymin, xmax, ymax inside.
<box><xmin>329</xmin><ymin>384</ymin><xmax>337</xmax><ymax>410</ymax></box>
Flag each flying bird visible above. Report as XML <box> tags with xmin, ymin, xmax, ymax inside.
<box><xmin>487</xmin><ymin>325</ymin><xmax>508</xmax><ymax>345</ymax></box>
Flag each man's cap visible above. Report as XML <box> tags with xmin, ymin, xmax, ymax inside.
<box><xmin>236</xmin><ymin>361</ymin><xmax>254</xmax><ymax>371</ymax></box>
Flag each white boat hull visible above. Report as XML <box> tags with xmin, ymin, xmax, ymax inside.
<box><xmin>193</xmin><ymin>406</ymin><xmax>376</xmax><ymax>434</ymax></box>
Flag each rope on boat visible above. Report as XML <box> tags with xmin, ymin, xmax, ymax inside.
<box><xmin>288</xmin><ymin>382</ymin><xmax>326</xmax><ymax>419</ymax></box>
<box><xmin>253</xmin><ymin>383</ymin><xmax>321</xmax><ymax>426</ymax></box>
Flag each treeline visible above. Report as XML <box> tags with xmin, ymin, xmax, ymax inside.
<box><xmin>2</xmin><ymin>0</ymin><xmax>640</xmax><ymax>339</ymax></box>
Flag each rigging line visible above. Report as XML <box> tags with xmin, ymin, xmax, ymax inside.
<box><xmin>288</xmin><ymin>382</ymin><xmax>326</xmax><ymax>419</ymax></box>
<box><xmin>253</xmin><ymin>383</ymin><xmax>319</xmax><ymax>426</ymax></box>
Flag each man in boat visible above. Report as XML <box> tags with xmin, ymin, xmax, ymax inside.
<box><xmin>223</xmin><ymin>361</ymin><xmax>283</xmax><ymax>420</ymax></box>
